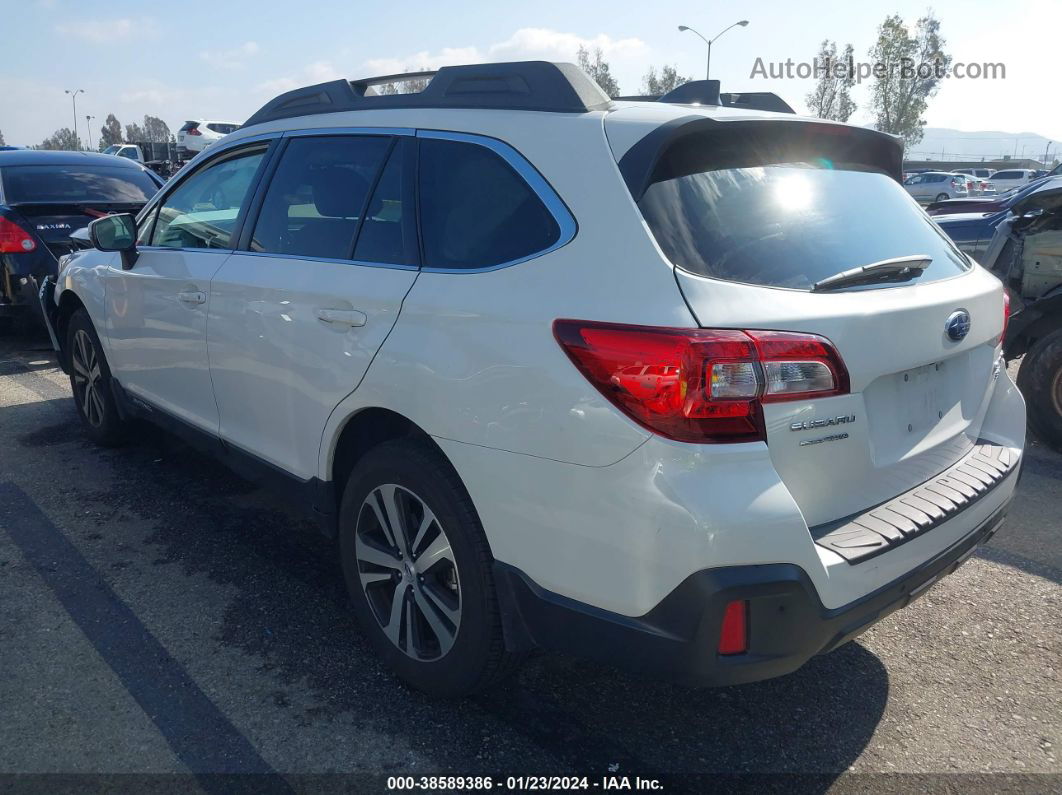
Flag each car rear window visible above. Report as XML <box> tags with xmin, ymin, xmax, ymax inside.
<box><xmin>0</xmin><ymin>164</ymin><xmax>158</xmax><ymax>204</ymax></box>
<box><xmin>637</xmin><ymin>141</ymin><xmax>970</xmax><ymax>290</ymax></box>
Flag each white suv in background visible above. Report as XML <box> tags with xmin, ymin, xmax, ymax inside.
<box><xmin>42</xmin><ymin>62</ymin><xmax>1024</xmax><ymax>697</ymax></box>
<box><xmin>987</xmin><ymin>168</ymin><xmax>1038</xmax><ymax>194</ymax></box>
<box><xmin>176</xmin><ymin>119</ymin><xmax>241</xmax><ymax>157</ymax></box>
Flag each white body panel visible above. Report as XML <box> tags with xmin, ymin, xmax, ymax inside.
<box><xmin>101</xmin><ymin>248</ymin><xmax>228</xmax><ymax>432</ymax></box>
<box><xmin>207</xmin><ymin>252</ymin><xmax>417</xmax><ymax>478</ymax></box>
<box><xmin>51</xmin><ymin>95</ymin><xmax>1026</xmax><ymax>628</ymax></box>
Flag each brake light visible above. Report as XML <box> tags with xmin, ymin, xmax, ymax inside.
<box><xmin>0</xmin><ymin>217</ymin><xmax>36</xmax><ymax>253</ymax></box>
<box><xmin>718</xmin><ymin>600</ymin><xmax>748</xmax><ymax>655</ymax></box>
<box><xmin>186</xmin><ymin>127</ymin><xmax>201</xmax><ymax>136</ymax></box>
<box><xmin>553</xmin><ymin>320</ymin><xmax>849</xmax><ymax>444</ymax></box>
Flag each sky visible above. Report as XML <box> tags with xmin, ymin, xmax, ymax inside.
<box><xmin>1</xmin><ymin>0</ymin><xmax>1059</xmax><ymax>157</ymax></box>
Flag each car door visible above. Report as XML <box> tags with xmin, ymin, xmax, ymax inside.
<box><xmin>207</xmin><ymin>132</ymin><xmax>419</xmax><ymax>479</ymax></box>
<box><xmin>103</xmin><ymin>142</ymin><xmax>270</xmax><ymax>432</ymax></box>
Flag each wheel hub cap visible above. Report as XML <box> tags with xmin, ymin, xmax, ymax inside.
<box><xmin>353</xmin><ymin>484</ymin><xmax>461</xmax><ymax>661</ymax></box>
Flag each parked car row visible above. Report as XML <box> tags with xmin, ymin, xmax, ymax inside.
<box><xmin>16</xmin><ymin>62</ymin><xmax>1024</xmax><ymax>698</ymax></box>
<box><xmin>904</xmin><ymin>167</ymin><xmax>1049</xmax><ymax>206</ymax></box>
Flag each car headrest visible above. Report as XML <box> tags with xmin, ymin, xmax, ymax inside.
<box><xmin>311</xmin><ymin>166</ymin><xmax>369</xmax><ymax>217</ymax></box>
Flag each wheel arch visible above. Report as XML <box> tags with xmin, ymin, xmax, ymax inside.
<box><xmin>326</xmin><ymin>407</ymin><xmax>471</xmax><ymax>521</ymax></box>
<box><xmin>54</xmin><ymin>289</ymin><xmax>88</xmax><ymax>372</ymax></box>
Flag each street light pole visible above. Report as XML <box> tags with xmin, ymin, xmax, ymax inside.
<box><xmin>85</xmin><ymin>116</ymin><xmax>95</xmax><ymax>150</ymax></box>
<box><xmin>679</xmin><ymin>21</ymin><xmax>749</xmax><ymax>80</ymax></box>
<box><xmin>65</xmin><ymin>89</ymin><xmax>84</xmax><ymax>150</ymax></box>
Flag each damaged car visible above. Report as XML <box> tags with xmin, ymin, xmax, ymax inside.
<box><xmin>982</xmin><ymin>179</ymin><xmax>1062</xmax><ymax>450</ymax></box>
<box><xmin>0</xmin><ymin>149</ymin><xmax>162</xmax><ymax>331</ymax></box>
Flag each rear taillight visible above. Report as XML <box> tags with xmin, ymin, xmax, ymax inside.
<box><xmin>186</xmin><ymin>127</ymin><xmax>201</xmax><ymax>136</ymax></box>
<box><xmin>0</xmin><ymin>217</ymin><xmax>36</xmax><ymax>253</ymax></box>
<box><xmin>553</xmin><ymin>320</ymin><xmax>850</xmax><ymax>444</ymax></box>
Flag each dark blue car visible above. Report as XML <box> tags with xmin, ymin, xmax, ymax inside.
<box><xmin>932</xmin><ymin>175</ymin><xmax>1062</xmax><ymax>260</ymax></box>
<box><xmin>0</xmin><ymin>150</ymin><xmax>162</xmax><ymax>329</ymax></box>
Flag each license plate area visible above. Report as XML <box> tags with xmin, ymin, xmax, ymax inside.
<box><xmin>899</xmin><ymin>362</ymin><xmax>947</xmax><ymax>435</ymax></box>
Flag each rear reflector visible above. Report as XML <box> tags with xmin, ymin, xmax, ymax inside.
<box><xmin>0</xmin><ymin>217</ymin><xmax>36</xmax><ymax>253</ymax></box>
<box><xmin>718</xmin><ymin>600</ymin><xmax>748</xmax><ymax>655</ymax></box>
<box><xmin>554</xmin><ymin>320</ymin><xmax>849</xmax><ymax>443</ymax></box>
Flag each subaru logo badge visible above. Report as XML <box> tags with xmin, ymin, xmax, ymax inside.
<box><xmin>945</xmin><ymin>309</ymin><xmax>971</xmax><ymax>341</ymax></box>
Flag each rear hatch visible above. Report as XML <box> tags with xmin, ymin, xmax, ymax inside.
<box><xmin>610</xmin><ymin>111</ymin><xmax>1007</xmax><ymax>528</ymax></box>
<box><xmin>177</xmin><ymin>121</ymin><xmax>199</xmax><ymax>149</ymax></box>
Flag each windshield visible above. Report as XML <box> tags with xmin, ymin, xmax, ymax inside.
<box><xmin>639</xmin><ymin>162</ymin><xmax>970</xmax><ymax>290</ymax></box>
<box><xmin>0</xmin><ymin>164</ymin><xmax>158</xmax><ymax>204</ymax></box>
<box><xmin>102</xmin><ymin>145</ymin><xmax>121</xmax><ymax>155</ymax></box>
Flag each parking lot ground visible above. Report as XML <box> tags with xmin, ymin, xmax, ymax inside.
<box><xmin>0</xmin><ymin>330</ymin><xmax>1060</xmax><ymax>793</ymax></box>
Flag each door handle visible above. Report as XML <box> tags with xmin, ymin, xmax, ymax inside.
<box><xmin>316</xmin><ymin>308</ymin><xmax>367</xmax><ymax>327</ymax></box>
<box><xmin>177</xmin><ymin>290</ymin><xmax>207</xmax><ymax>305</ymax></box>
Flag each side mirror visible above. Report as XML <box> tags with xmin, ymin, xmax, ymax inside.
<box><xmin>89</xmin><ymin>213</ymin><xmax>138</xmax><ymax>269</ymax></box>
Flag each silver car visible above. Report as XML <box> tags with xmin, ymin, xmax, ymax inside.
<box><xmin>903</xmin><ymin>171</ymin><xmax>969</xmax><ymax>204</ymax></box>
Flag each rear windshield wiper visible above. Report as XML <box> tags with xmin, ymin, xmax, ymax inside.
<box><xmin>811</xmin><ymin>254</ymin><xmax>933</xmax><ymax>292</ymax></box>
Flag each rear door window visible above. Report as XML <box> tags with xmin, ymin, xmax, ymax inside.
<box><xmin>417</xmin><ymin>137</ymin><xmax>560</xmax><ymax>270</ymax></box>
<box><xmin>352</xmin><ymin>140</ymin><xmax>416</xmax><ymax>266</ymax></box>
<box><xmin>250</xmin><ymin>135</ymin><xmax>391</xmax><ymax>260</ymax></box>
<box><xmin>638</xmin><ymin>160</ymin><xmax>970</xmax><ymax>290</ymax></box>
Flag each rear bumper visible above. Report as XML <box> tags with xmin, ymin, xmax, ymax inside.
<box><xmin>495</xmin><ymin>493</ymin><xmax>1013</xmax><ymax>688</ymax></box>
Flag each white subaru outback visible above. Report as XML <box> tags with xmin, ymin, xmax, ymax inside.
<box><xmin>41</xmin><ymin>62</ymin><xmax>1025</xmax><ymax>697</ymax></box>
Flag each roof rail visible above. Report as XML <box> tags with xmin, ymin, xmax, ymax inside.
<box><xmin>243</xmin><ymin>61</ymin><xmax>612</xmax><ymax>128</ymax></box>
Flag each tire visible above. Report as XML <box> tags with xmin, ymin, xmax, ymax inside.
<box><xmin>338</xmin><ymin>438</ymin><xmax>520</xmax><ymax>696</ymax></box>
<box><xmin>66</xmin><ymin>308</ymin><xmax>127</xmax><ymax>446</ymax></box>
<box><xmin>1017</xmin><ymin>327</ymin><xmax>1062</xmax><ymax>452</ymax></box>
<box><xmin>935</xmin><ymin>192</ymin><xmax>950</xmax><ymax>202</ymax></box>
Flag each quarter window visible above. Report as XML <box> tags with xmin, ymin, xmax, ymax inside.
<box><xmin>418</xmin><ymin>138</ymin><xmax>560</xmax><ymax>270</ymax></box>
<box><xmin>151</xmin><ymin>147</ymin><xmax>266</xmax><ymax>249</ymax></box>
<box><xmin>250</xmin><ymin>135</ymin><xmax>391</xmax><ymax>260</ymax></box>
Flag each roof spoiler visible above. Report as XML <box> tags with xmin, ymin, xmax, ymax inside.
<box><xmin>244</xmin><ymin>61</ymin><xmax>612</xmax><ymax>128</ymax></box>
<box><xmin>618</xmin><ymin>116</ymin><xmax>905</xmax><ymax>201</ymax></box>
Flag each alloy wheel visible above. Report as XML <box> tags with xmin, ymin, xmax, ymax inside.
<box><xmin>354</xmin><ymin>484</ymin><xmax>461</xmax><ymax>660</ymax></box>
<box><xmin>71</xmin><ymin>329</ymin><xmax>105</xmax><ymax>428</ymax></box>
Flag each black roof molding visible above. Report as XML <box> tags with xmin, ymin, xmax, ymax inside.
<box><xmin>617</xmin><ymin>81</ymin><xmax>795</xmax><ymax>114</ymax></box>
<box><xmin>719</xmin><ymin>91</ymin><xmax>795</xmax><ymax>114</ymax></box>
<box><xmin>618</xmin><ymin>115</ymin><xmax>904</xmax><ymax>201</ymax></box>
<box><xmin>244</xmin><ymin>61</ymin><xmax>611</xmax><ymax>128</ymax></box>
<box><xmin>659</xmin><ymin>80</ymin><xmax>721</xmax><ymax>105</ymax></box>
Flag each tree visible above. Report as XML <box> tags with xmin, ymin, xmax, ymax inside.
<box><xmin>38</xmin><ymin>128</ymin><xmax>80</xmax><ymax>150</ymax></box>
<box><xmin>143</xmin><ymin>115</ymin><xmax>171</xmax><ymax>143</ymax></box>
<box><xmin>99</xmin><ymin>114</ymin><xmax>123</xmax><ymax>149</ymax></box>
<box><xmin>805</xmin><ymin>41</ymin><xmax>857</xmax><ymax>122</ymax></box>
<box><xmin>124</xmin><ymin>122</ymin><xmax>146</xmax><ymax>142</ymax></box>
<box><xmin>640</xmin><ymin>65</ymin><xmax>691</xmax><ymax>96</ymax></box>
<box><xmin>577</xmin><ymin>45</ymin><xmax>620</xmax><ymax>97</ymax></box>
<box><xmin>0</xmin><ymin>129</ymin><xmax>6</xmax><ymax>146</ymax></box>
<box><xmin>868</xmin><ymin>12</ymin><xmax>951</xmax><ymax>148</ymax></box>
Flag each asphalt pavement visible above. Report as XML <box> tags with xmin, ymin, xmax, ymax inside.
<box><xmin>0</xmin><ymin>329</ymin><xmax>1059</xmax><ymax>793</ymax></box>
